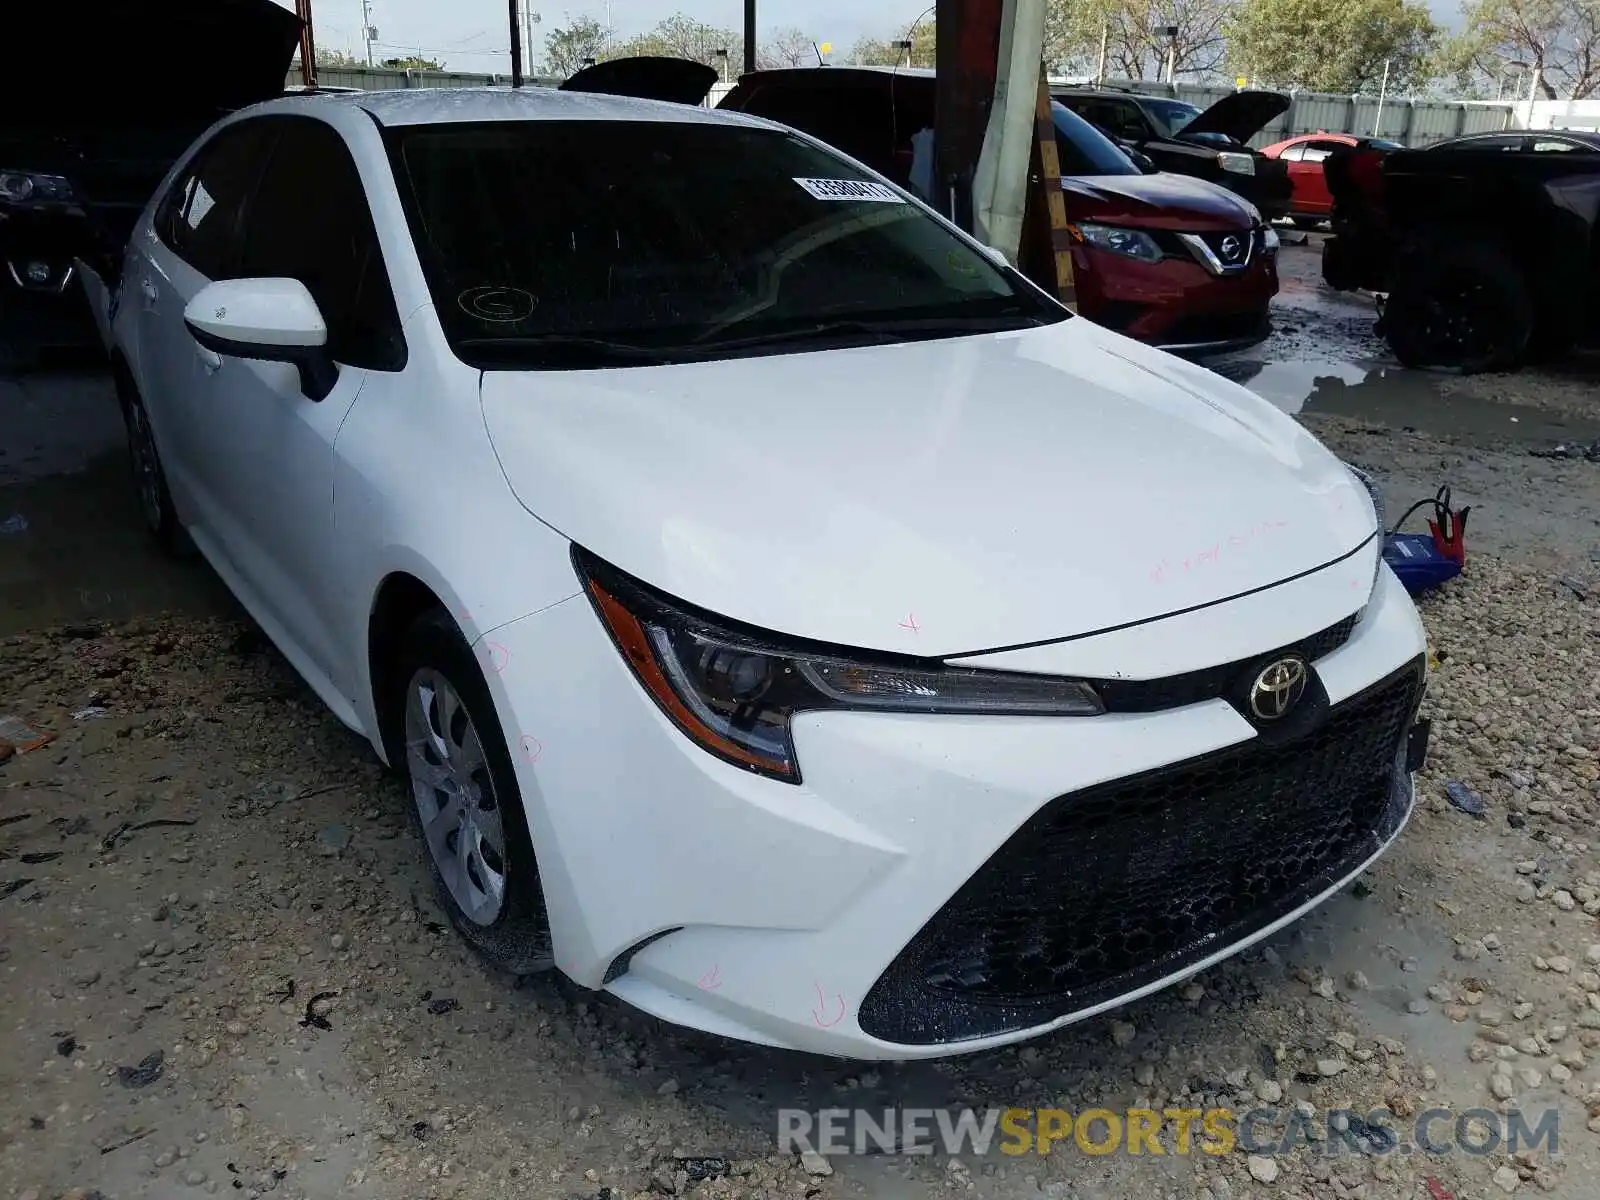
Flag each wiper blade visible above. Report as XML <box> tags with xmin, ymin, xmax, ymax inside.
<box><xmin>457</xmin><ymin>335</ymin><xmax>669</xmax><ymax>366</ymax></box>
<box><xmin>690</xmin><ymin>312</ymin><xmax>1050</xmax><ymax>352</ymax></box>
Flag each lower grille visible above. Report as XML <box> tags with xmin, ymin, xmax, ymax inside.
<box><xmin>857</xmin><ymin>659</ymin><xmax>1424</xmax><ymax>1046</ymax></box>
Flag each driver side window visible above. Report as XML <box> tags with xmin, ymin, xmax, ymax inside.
<box><xmin>235</xmin><ymin>117</ymin><xmax>406</xmax><ymax>371</ymax></box>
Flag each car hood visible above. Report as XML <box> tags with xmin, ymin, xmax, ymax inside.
<box><xmin>480</xmin><ymin>320</ymin><xmax>1375</xmax><ymax>656</ymax></box>
<box><xmin>559</xmin><ymin>56</ymin><xmax>719</xmax><ymax>106</ymax></box>
<box><xmin>1180</xmin><ymin>91</ymin><xmax>1290</xmax><ymax>144</ymax></box>
<box><xmin>1062</xmin><ymin>171</ymin><xmax>1259</xmax><ymax>229</ymax></box>
<box><xmin>3</xmin><ymin>0</ymin><xmax>301</xmax><ymax>121</ymax></box>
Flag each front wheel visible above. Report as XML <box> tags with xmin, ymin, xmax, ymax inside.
<box><xmin>1380</xmin><ymin>243</ymin><xmax>1533</xmax><ymax>374</ymax></box>
<box><xmin>395</xmin><ymin>610</ymin><xmax>554</xmax><ymax>976</ymax></box>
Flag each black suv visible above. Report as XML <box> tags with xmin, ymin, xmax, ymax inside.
<box><xmin>1051</xmin><ymin>87</ymin><xmax>1292</xmax><ymax>221</ymax></box>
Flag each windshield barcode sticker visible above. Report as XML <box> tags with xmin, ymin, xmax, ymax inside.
<box><xmin>792</xmin><ymin>177</ymin><xmax>904</xmax><ymax>203</ymax></box>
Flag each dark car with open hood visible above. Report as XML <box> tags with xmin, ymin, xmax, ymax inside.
<box><xmin>0</xmin><ymin>0</ymin><xmax>302</xmax><ymax>368</ymax></box>
<box><xmin>1050</xmin><ymin>86</ymin><xmax>1292</xmax><ymax>222</ymax></box>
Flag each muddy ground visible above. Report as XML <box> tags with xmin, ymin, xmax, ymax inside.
<box><xmin>3</xmin><ymin>240</ymin><xmax>1600</xmax><ymax>1200</ymax></box>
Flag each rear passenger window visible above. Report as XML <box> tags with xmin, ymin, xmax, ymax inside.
<box><xmin>156</xmin><ymin>122</ymin><xmax>276</xmax><ymax>278</ymax></box>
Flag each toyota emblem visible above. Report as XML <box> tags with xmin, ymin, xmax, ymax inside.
<box><xmin>1249</xmin><ymin>657</ymin><xmax>1308</xmax><ymax>721</ymax></box>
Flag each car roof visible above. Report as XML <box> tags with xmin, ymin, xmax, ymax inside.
<box><xmin>246</xmin><ymin>85</ymin><xmax>772</xmax><ymax>129</ymax></box>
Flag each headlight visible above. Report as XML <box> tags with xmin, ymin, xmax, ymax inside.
<box><xmin>1217</xmin><ymin>152</ymin><xmax>1256</xmax><ymax>177</ymax></box>
<box><xmin>1261</xmin><ymin>226</ymin><xmax>1280</xmax><ymax>254</ymax></box>
<box><xmin>576</xmin><ymin>548</ymin><xmax>1103</xmax><ymax>783</ymax></box>
<box><xmin>0</xmin><ymin>169</ymin><xmax>74</xmax><ymax>205</ymax></box>
<box><xmin>1071</xmin><ymin>223</ymin><xmax>1163</xmax><ymax>262</ymax></box>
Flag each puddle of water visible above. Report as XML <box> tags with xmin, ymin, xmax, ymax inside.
<box><xmin>1219</xmin><ymin>358</ymin><xmax>1600</xmax><ymax>447</ymax></box>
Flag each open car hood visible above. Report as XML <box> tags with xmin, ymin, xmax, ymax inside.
<box><xmin>3</xmin><ymin>0</ymin><xmax>301</xmax><ymax>122</ymax></box>
<box><xmin>1180</xmin><ymin>90</ymin><xmax>1291</xmax><ymax>144</ymax></box>
<box><xmin>559</xmin><ymin>56</ymin><xmax>719</xmax><ymax>107</ymax></box>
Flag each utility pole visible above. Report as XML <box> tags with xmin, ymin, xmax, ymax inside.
<box><xmin>1372</xmin><ymin>58</ymin><xmax>1391</xmax><ymax>136</ymax></box>
<box><xmin>1095</xmin><ymin>21</ymin><xmax>1107</xmax><ymax>85</ymax></box>
<box><xmin>362</xmin><ymin>0</ymin><xmax>374</xmax><ymax>67</ymax></box>
<box><xmin>295</xmin><ymin>0</ymin><xmax>317</xmax><ymax>86</ymax></box>
<box><xmin>743</xmin><ymin>0</ymin><xmax>756</xmax><ymax>75</ymax></box>
<box><xmin>508</xmin><ymin>0</ymin><xmax>523</xmax><ymax>86</ymax></box>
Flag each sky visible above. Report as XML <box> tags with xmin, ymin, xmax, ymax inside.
<box><xmin>284</xmin><ymin>0</ymin><xmax>1462</xmax><ymax>74</ymax></box>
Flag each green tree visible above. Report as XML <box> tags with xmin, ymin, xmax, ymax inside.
<box><xmin>380</xmin><ymin>55</ymin><xmax>443</xmax><ymax>71</ymax></box>
<box><xmin>848</xmin><ymin>22</ymin><xmax>935</xmax><ymax>67</ymax></box>
<box><xmin>1437</xmin><ymin>0</ymin><xmax>1600</xmax><ymax>98</ymax></box>
<box><xmin>1228</xmin><ymin>0</ymin><xmax>1436</xmax><ymax>92</ymax></box>
<box><xmin>543</xmin><ymin>14</ymin><xmax>610</xmax><ymax>77</ymax></box>
<box><xmin>612</xmin><ymin>13</ymin><xmax>743</xmax><ymax>68</ymax></box>
<box><xmin>315</xmin><ymin>48</ymin><xmax>363</xmax><ymax>68</ymax></box>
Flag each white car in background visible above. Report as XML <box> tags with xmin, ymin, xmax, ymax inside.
<box><xmin>84</xmin><ymin>86</ymin><xmax>1428</xmax><ymax>1059</ymax></box>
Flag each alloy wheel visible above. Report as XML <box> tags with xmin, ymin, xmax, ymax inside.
<box><xmin>404</xmin><ymin>668</ymin><xmax>509</xmax><ymax>926</ymax></box>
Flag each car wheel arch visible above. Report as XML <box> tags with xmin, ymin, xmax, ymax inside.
<box><xmin>368</xmin><ymin>571</ymin><xmax>457</xmax><ymax>767</ymax></box>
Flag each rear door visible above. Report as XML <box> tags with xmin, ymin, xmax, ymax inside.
<box><xmin>134</xmin><ymin>118</ymin><xmax>277</xmax><ymax>518</ymax></box>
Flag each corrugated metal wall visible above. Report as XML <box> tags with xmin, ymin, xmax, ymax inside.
<box><xmin>292</xmin><ymin>67</ymin><xmax>1517</xmax><ymax>148</ymax></box>
<box><xmin>1056</xmin><ymin>78</ymin><xmax>1516</xmax><ymax>147</ymax></box>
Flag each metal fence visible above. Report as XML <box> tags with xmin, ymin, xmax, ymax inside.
<box><xmin>289</xmin><ymin>65</ymin><xmax>562</xmax><ymax>90</ymax></box>
<box><xmin>291</xmin><ymin>66</ymin><xmax>1517</xmax><ymax>148</ymax></box>
<box><xmin>1054</xmin><ymin>79</ymin><xmax>1516</xmax><ymax>148</ymax></box>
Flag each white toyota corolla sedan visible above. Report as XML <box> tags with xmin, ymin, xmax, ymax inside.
<box><xmin>88</xmin><ymin>86</ymin><xmax>1428</xmax><ymax>1059</ymax></box>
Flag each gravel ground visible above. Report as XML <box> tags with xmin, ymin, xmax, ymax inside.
<box><xmin>3</xmin><ymin>243</ymin><xmax>1600</xmax><ymax>1200</ymax></box>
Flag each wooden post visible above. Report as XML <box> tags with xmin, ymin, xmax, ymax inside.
<box><xmin>1027</xmin><ymin>78</ymin><xmax>1076</xmax><ymax>310</ymax></box>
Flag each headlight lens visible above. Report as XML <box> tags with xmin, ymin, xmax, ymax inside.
<box><xmin>576</xmin><ymin>548</ymin><xmax>1103</xmax><ymax>783</ymax></box>
<box><xmin>0</xmin><ymin>170</ymin><xmax>74</xmax><ymax>205</ymax></box>
<box><xmin>1217</xmin><ymin>151</ymin><xmax>1256</xmax><ymax>177</ymax></box>
<box><xmin>1071</xmin><ymin>222</ymin><xmax>1163</xmax><ymax>262</ymax></box>
<box><xmin>1261</xmin><ymin>226</ymin><xmax>1280</xmax><ymax>254</ymax></box>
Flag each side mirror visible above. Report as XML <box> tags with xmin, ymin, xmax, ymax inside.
<box><xmin>183</xmin><ymin>278</ymin><xmax>339</xmax><ymax>401</ymax></box>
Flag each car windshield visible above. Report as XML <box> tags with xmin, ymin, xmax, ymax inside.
<box><xmin>386</xmin><ymin>120</ymin><xmax>1065</xmax><ymax>369</ymax></box>
<box><xmin>1049</xmin><ymin>103</ymin><xmax>1142</xmax><ymax>176</ymax></box>
<box><xmin>1144</xmin><ymin>99</ymin><xmax>1203</xmax><ymax>137</ymax></box>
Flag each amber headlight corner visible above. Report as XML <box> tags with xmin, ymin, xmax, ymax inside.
<box><xmin>572</xmin><ymin>547</ymin><xmax>1103</xmax><ymax>784</ymax></box>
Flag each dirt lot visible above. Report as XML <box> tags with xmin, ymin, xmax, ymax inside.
<box><xmin>3</xmin><ymin>241</ymin><xmax>1600</xmax><ymax>1200</ymax></box>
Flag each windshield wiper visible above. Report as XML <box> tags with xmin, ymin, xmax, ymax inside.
<box><xmin>457</xmin><ymin>334</ymin><xmax>670</xmax><ymax>367</ymax></box>
<box><xmin>688</xmin><ymin>312</ymin><xmax>1053</xmax><ymax>353</ymax></box>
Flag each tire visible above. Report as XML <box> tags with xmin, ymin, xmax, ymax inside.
<box><xmin>118</xmin><ymin>381</ymin><xmax>193</xmax><ymax>556</ymax></box>
<box><xmin>393</xmin><ymin>609</ymin><xmax>554</xmax><ymax>976</ymax></box>
<box><xmin>1380</xmin><ymin>242</ymin><xmax>1533</xmax><ymax>374</ymax></box>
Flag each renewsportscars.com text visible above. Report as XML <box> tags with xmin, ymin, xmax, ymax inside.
<box><xmin>778</xmin><ymin>1106</ymin><xmax>1559</xmax><ymax>1158</ymax></box>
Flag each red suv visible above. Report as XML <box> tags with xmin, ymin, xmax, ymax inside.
<box><xmin>1260</xmin><ymin>133</ymin><xmax>1404</xmax><ymax>226</ymax></box>
<box><xmin>714</xmin><ymin>67</ymin><xmax>1279</xmax><ymax>353</ymax></box>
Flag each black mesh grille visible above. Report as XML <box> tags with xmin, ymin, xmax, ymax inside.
<box><xmin>857</xmin><ymin>658</ymin><xmax>1424</xmax><ymax>1046</ymax></box>
<box><xmin>1094</xmin><ymin>612</ymin><xmax>1358</xmax><ymax>714</ymax></box>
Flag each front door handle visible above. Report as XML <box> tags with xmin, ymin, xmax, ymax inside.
<box><xmin>197</xmin><ymin>346</ymin><xmax>222</xmax><ymax>373</ymax></box>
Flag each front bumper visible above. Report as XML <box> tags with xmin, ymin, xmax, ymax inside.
<box><xmin>481</xmin><ymin>563</ymin><xmax>1426</xmax><ymax>1059</ymax></box>
<box><xmin>1075</xmin><ymin>242</ymin><xmax>1278</xmax><ymax>355</ymax></box>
